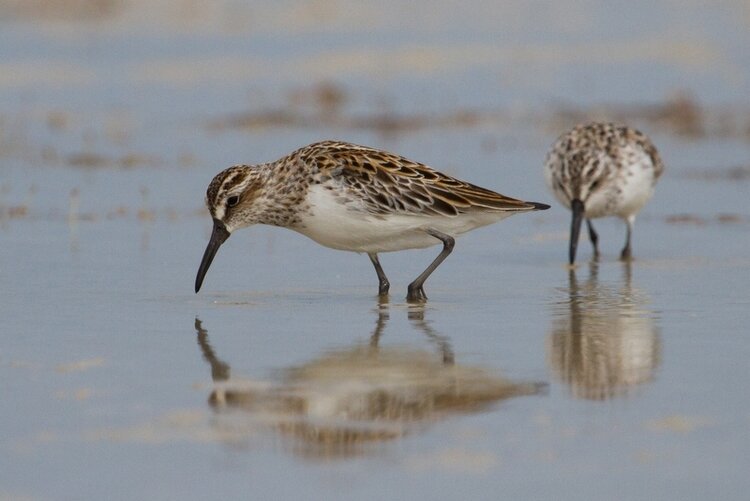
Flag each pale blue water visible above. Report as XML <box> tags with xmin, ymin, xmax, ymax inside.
<box><xmin>2</xmin><ymin>2</ymin><xmax>750</xmax><ymax>499</ymax></box>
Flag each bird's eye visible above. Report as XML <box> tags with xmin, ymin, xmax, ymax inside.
<box><xmin>226</xmin><ymin>195</ymin><xmax>240</xmax><ymax>207</ymax></box>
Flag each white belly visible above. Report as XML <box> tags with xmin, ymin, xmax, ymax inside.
<box><xmin>592</xmin><ymin>158</ymin><xmax>657</xmax><ymax>219</ymax></box>
<box><xmin>292</xmin><ymin>185</ymin><xmax>514</xmax><ymax>253</ymax></box>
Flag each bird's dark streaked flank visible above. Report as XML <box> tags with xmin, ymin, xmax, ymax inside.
<box><xmin>195</xmin><ymin>141</ymin><xmax>548</xmax><ymax>301</ymax></box>
<box><xmin>543</xmin><ymin>122</ymin><xmax>664</xmax><ymax>265</ymax></box>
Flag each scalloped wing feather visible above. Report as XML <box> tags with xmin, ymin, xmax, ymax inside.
<box><xmin>305</xmin><ymin>141</ymin><xmax>537</xmax><ymax>217</ymax></box>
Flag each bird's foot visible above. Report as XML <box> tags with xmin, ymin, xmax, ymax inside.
<box><xmin>406</xmin><ymin>284</ymin><xmax>427</xmax><ymax>303</ymax></box>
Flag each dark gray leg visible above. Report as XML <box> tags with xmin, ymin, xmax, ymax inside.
<box><xmin>620</xmin><ymin>216</ymin><xmax>634</xmax><ymax>261</ymax></box>
<box><xmin>586</xmin><ymin>219</ymin><xmax>600</xmax><ymax>259</ymax></box>
<box><xmin>406</xmin><ymin>228</ymin><xmax>455</xmax><ymax>302</ymax></box>
<box><xmin>368</xmin><ymin>253</ymin><xmax>390</xmax><ymax>296</ymax></box>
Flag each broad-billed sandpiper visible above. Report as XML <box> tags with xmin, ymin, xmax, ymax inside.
<box><xmin>195</xmin><ymin>141</ymin><xmax>548</xmax><ymax>301</ymax></box>
<box><xmin>544</xmin><ymin>123</ymin><xmax>664</xmax><ymax>264</ymax></box>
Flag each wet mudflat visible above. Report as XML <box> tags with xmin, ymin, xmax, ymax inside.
<box><xmin>2</xmin><ymin>1</ymin><xmax>750</xmax><ymax>500</ymax></box>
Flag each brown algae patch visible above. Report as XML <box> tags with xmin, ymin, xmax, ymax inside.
<box><xmin>646</xmin><ymin>415</ymin><xmax>713</xmax><ymax>433</ymax></box>
<box><xmin>84</xmin><ymin>409</ymin><xmax>237</xmax><ymax>445</ymax></box>
<box><xmin>55</xmin><ymin>357</ymin><xmax>105</xmax><ymax>373</ymax></box>
<box><xmin>208</xmin><ymin>83</ymin><xmax>750</xmax><ymax>143</ymax></box>
<box><xmin>66</xmin><ymin>152</ymin><xmax>161</xmax><ymax>169</ymax></box>
<box><xmin>684</xmin><ymin>165</ymin><xmax>750</xmax><ymax>181</ymax></box>
<box><xmin>55</xmin><ymin>388</ymin><xmax>95</xmax><ymax>400</ymax></box>
<box><xmin>665</xmin><ymin>213</ymin><xmax>748</xmax><ymax>226</ymax></box>
<box><xmin>404</xmin><ymin>448</ymin><xmax>499</xmax><ymax>473</ymax></box>
<box><xmin>208</xmin><ymin>82</ymin><xmax>491</xmax><ymax>137</ymax></box>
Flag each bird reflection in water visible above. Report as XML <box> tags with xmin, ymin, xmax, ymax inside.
<box><xmin>548</xmin><ymin>261</ymin><xmax>661</xmax><ymax>400</ymax></box>
<box><xmin>195</xmin><ymin>302</ymin><xmax>544</xmax><ymax>458</ymax></box>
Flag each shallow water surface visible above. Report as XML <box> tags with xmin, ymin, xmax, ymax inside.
<box><xmin>2</xmin><ymin>1</ymin><xmax>750</xmax><ymax>500</ymax></box>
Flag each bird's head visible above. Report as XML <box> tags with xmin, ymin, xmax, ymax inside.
<box><xmin>195</xmin><ymin>166</ymin><xmax>263</xmax><ymax>293</ymax></box>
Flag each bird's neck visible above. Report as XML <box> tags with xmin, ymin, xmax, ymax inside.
<box><xmin>252</xmin><ymin>161</ymin><xmax>312</xmax><ymax>228</ymax></box>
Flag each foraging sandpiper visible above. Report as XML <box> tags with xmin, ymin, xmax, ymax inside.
<box><xmin>544</xmin><ymin>123</ymin><xmax>664</xmax><ymax>264</ymax></box>
<box><xmin>196</xmin><ymin>141</ymin><xmax>548</xmax><ymax>301</ymax></box>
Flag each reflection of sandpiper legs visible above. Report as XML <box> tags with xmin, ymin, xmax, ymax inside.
<box><xmin>368</xmin><ymin>303</ymin><xmax>390</xmax><ymax>349</ymax></box>
<box><xmin>407</xmin><ymin>306</ymin><xmax>454</xmax><ymax>365</ymax></box>
<box><xmin>621</xmin><ymin>257</ymin><xmax>632</xmax><ymax>285</ymax></box>
<box><xmin>368</xmin><ymin>299</ymin><xmax>454</xmax><ymax>365</ymax></box>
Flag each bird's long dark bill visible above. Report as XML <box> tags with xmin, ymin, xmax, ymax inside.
<box><xmin>569</xmin><ymin>199</ymin><xmax>585</xmax><ymax>265</ymax></box>
<box><xmin>195</xmin><ymin>219</ymin><xmax>230</xmax><ymax>293</ymax></box>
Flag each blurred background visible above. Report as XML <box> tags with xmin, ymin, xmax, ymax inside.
<box><xmin>2</xmin><ymin>1</ymin><xmax>749</xmax><ymax>500</ymax></box>
<box><xmin>3</xmin><ymin>0</ymin><xmax>750</xmax><ymax>174</ymax></box>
